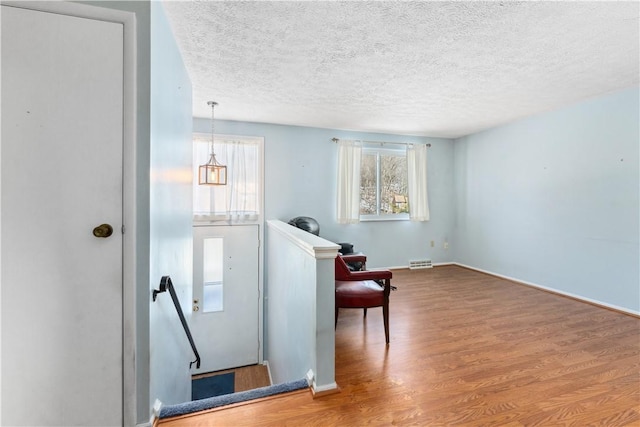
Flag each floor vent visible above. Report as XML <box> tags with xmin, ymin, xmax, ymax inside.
<box><xmin>409</xmin><ymin>259</ymin><xmax>432</xmax><ymax>269</ymax></box>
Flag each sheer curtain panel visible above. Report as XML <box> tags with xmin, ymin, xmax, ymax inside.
<box><xmin>194</xmin><ymin>135</ymin><xmax>260</xmax><ymax>222</ymax></box>
<box><xmin>336</xmin><ymin>139</ymin><xmax>362</xmax><ymax>224</ymax></box>
<box><xmin>407</xmin><ymin>143</ymin><xmax>430</xmax><ymax>221</ymax></box>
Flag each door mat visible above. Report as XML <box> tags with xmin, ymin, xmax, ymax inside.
<box><xmin>192</xmin><ymin>372</ymin><xmax>235</xmax><ymax>401</ymax></box>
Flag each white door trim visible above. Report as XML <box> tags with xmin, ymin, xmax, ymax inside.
<box><xmin>192</xmin><ymin>134</ymin><xmax>265</xmax><ymax>365</ymax></box>
<box><xmin>1</xmin><ymin>2</ymin><xmax>137</xmax><ymax>425</ymax></box>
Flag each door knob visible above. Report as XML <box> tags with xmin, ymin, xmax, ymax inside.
<box><xmin>93</xmin><ymin>223</ymin><xmax>113</xmax><ymax>238</ymax></box>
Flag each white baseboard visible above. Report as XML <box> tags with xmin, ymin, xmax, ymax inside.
<box><xmin>311</xmin><ymin>380</ymin><xmax>339</xmax><ymax>397</ymax></box>
<box><xmin>139</xmin><ymin>398</ymin><xmax>162</xmax><ymax>427</ymax></box>
<box><xmin>454</xmin><ymin>262</ymin><xmax>640</xmax><ymax>317</ymax></box>
<box><xmin>312</xmin><ymin>381</ymin><xmax>337</xmax><ymax>392</ymax></box>
<box><xmin>305</xmin><ymin>369</ymin><xmax>315</xmax><ymax>385</ymax></box>
<box><xmin>262</xmin><ymin>360</ymin><xmax>274</xmax><ymax>385</ymax></box>
<box><xmin>388</xmin><ymin>261</ymin><xmax>639</xmax><ymax>316</ymax></box>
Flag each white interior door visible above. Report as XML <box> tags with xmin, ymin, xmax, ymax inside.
<box><xmin>192</xmin><ymin>225</ymin><xmax>260</xmax><ymax>373</ymax></box>
<box><xmin>1</xmin><ymin>6</ymin><xmax>124</xmax><ymax>426</ymax></box>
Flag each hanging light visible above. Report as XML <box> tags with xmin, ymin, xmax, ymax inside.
<box><xmin>198</xmin><ymin>101</ymin><xmax>227</xmax><ymax>185</ymax></box>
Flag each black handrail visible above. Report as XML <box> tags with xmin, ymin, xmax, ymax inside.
<box><xmin>153</xmin><ymin>275</ymin><xmax>201</xmax><ymax>369</ymax></box>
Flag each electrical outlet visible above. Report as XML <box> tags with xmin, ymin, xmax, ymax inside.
<box><xmin>430</xmin><ymin>240</ymin><xmax>435</xmax><ymax>247</ymax></box>
<box><xmin>444</xmin><ymin>242</ymin><xmax>449</xmax><ymax>250</ymax></box>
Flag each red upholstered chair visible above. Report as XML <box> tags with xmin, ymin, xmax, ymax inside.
<box><xmin>335</xmin><ymin>255</ymin><xmax>393</xmax><ymax>344</ymax></box>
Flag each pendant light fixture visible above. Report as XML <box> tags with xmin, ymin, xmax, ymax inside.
<box><xmin>198</xmin><ymin>101</ymin><xmax>227</xmax><ymax>185</ymax></box>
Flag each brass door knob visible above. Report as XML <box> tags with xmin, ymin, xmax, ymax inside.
<box><xmin>93</xmin><ymin>223</ymin><xmax>113</xmax><ymax>238</ymax></box>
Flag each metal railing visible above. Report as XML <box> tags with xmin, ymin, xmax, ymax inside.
<box><xmin>153</xmin><ymin>275</ymin><xmax>201</xmax><ymax>369</ymax></box>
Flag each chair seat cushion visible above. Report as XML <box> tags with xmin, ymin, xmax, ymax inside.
<box><xmin>335</xmin><ymin>280</ymin><xmax>384</xmax><ymax>308</ymax></box>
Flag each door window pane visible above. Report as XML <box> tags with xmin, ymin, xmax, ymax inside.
<box><xmin>203</xmin><ymin>237</ymin><xmax>223</xmax><ymax>312</ymax></box>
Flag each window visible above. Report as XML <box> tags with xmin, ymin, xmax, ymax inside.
<box><xmin>193</xmin><ymin>134</ymin><xmax>262</xmax><ymax>222</ymax></box>
<box><xmin>336</xmin><ymin>139</ymin><xmax>428</xmax><ymax>223</ymax></box>
<box><xmin>360</xmin><ymin>146</ymin><xmax>409</xmax><ymax>220</ymax></box>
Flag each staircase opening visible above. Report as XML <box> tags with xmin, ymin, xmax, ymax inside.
<box><xmin>192</xmin><ymin>364</ymin><xmax>270</xmax><ymax>400</ymax></box>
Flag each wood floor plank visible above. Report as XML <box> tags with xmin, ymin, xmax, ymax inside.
<box><xmin>159</xmin><ymin>266</ymin><xmax>640</xmax><ymax>426</ymax></box>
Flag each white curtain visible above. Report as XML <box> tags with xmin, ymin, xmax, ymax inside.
<box><xmin>407</xmin><ymin>143</ymin><xmax>430</xmax><ymax>221</ymax></box>
<box><xmin>194</xmin><ymin>136</ymin><xmax>260</xmax><ymax>222</ymax></box>
<box><xmin>336</xmin><ymin>139</ymin><xmax>362</xmax><ymax>224</ymax></box>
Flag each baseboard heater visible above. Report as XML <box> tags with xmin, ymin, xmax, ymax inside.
<box><xmin>409</xmin><ymin>259</ymin><xmax>432</xmax><ymax>269</ymax></box>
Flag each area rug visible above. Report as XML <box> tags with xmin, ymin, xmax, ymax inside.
<box><xmin>160</xmin><ymin>378</ymin><xmax>309</xmax><ymax>419</ymax></box>
<box><xmin>192</xmin><ymin>372</ymin><xmax>235</xmax><ymax>401</ymax></box>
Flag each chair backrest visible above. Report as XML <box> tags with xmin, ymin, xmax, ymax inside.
<box><xmin>335</xmin><ymin>256</ymin><xmax>353</xmax><ymax>280</ymax></box>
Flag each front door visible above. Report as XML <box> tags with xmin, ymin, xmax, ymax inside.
<box><xmin>1</xmin><ymin>5</ymin><xmax>124</xmax><ymax>426</ymax></box>
<box><xmin>192</xmin><ymin>225</ymin><xmax>260</xmax><ymax>373</ymax></box>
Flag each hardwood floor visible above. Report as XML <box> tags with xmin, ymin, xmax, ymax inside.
<box><xmin>159</xmin><ymin>266</ymin><xmax>640</xmax><ymax>426</ymax></box>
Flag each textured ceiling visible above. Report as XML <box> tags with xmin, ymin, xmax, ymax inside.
<box><xmin>162</xmin><ymin>1</ymin><xmax>639</xmax><ymax>138</ymax></box>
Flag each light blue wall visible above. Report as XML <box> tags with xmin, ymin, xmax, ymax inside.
<box><xmin>453</xmin><ymin>87</ymin><xmax>639</xmax><ymax>313</ymax></box>
<box><xmin>149</xmin><ymin>1</ymin><xmax>194</xmax><ymax>410</ymax></box>
<box><xmin>193</xmin><ymin>119</ymin><xmax>455</xmax><ymax>268</ymax></box>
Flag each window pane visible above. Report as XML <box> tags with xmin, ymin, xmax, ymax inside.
<box><xmin>360</xmin><ymin>153</ymin><xmax>377</xmax><ymax>215</ymax></box>
<box><xmin>203</xmin><ymin>237</ymin><xmax>223</xmax><ymax>313</ymax></box>
<box><xmin>203</xmin><ymin>283</ymin><xmax>223</xmax><ymax>312</ymax></box>
<box><xmin>380</xmin><ymin>154</ymin><xmax>408</xmax><ymax>214</ymax></box>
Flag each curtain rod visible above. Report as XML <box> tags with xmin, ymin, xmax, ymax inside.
<box><xmin>331</xmin><ymin>137</ymin><xmax>431</xmax><ymax>147</ymax></box>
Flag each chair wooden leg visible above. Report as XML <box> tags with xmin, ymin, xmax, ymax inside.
<box><xmin>335</xmin><ymin>307</ymin><xmax>339</xmax><ymax>329</ymax></box>
<box><xmin>363</xmin><ymin>308</ymin><xmax>367</xmax><ymax>317</ymax></box>
<box><xmin>382</xmin><ymin>302</ymin><xmax>390</xmax><ymax>344</ymax></box>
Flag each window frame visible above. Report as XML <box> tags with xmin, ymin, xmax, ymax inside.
<box><xmin>192</xmin><ymin>133</ymin><xmax>264</xmax><ymax>225</ymax></box>
<box><xmin>360</xmin><ymin>145</ymin><xmax>410</xmax><ymax>222</ymax></box>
